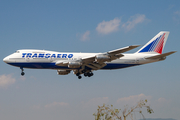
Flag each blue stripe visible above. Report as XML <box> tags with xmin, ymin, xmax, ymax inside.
<box><xmin>102</xmin><ymin>63</ymin><xmax>140</xmax><ymax>69</ymax></box>
<box><xmin>139</xmin><ymin>35</ymin><xmax>163</xmax><ymax>53</ymax></box>
<box><xmin>139</xmin><ymin>42</ymin><xmax>154</xmax><ymax>53</ymax></box>
<box><xmin>150</xmin><ymin>36</ymin><xmax>161</xmax><ymax>51</ymax></box>
<box><xmin>7</xmin><ymin>62</ymin><xmax>140</xmax><ymax>70</ymax></box>
<box><xmin>149</xmin><ymin>39</ymin><xmax>157</xmax><ymax>51</ymax></box>
<box><xmin>8</xmin><ymin>63</ymin><xmax>69</xmax><ymax>69</ymax></box>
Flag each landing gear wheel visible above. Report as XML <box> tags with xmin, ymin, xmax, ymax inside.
<box><xmin>84</xmin><ymin>73</ymin><xmax>88</xmax><ymax>77</ymax></box>
<box><xmin>90</xmin><ymin>72</ymin><xmax>94</xmax><ymax>76</ymax></box>
<box><xmin>84</xmin><ymin>72</ymin><xmax>93</xmax><ymax>77</ymax></box>
<box><xmin>88</xmin><ymin>73</ymin><xmax>91</xmax><ymax>77</ymax></box>
<box><xmin>76</xmin><ymin>73</ymin><xmax>80</xmax><ymax>76</ymax></box>
<box><xmin>21</xmin><ymin>72</ymin><xmax>25</xmax><ymax>76</ymax></box>
<box><xmin>78</xmin><ymin>76</ymin><xmax>82</xmax><ymax>79</ymax></box>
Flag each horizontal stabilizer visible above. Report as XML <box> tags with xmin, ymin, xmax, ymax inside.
<box><xmin>145</xmin><ymin>51</ymin><xmax>177</xmax><ymax>59</ymax></box>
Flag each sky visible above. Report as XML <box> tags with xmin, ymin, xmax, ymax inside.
<box><xmin>0</xmin><ymin>0</ymin><xmax>180</xmax><ymax>120</ymax></box>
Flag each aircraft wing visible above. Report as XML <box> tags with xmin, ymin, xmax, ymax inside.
<box><xmin>81</xmin><ymin>45</ymin><xmax>140</xmax><ymax>69</ymax></box>
<box><xmin>106</xmin><ymin>45</ymin><xmax>140</xmax><ymax>55</ymax></box>
<box><xmin>145</xmin><ymin>51</ymin><xmax>177</xmax><ymax>59</ymax></box>
<box><xmin>81</xmin><ymin>55</ymin><xmax>96</xmax><ymax>64</ymax></box>
<box><xmin>56</xmin><ymin>45</ymin><xmax>140</xmax><ymax>70</ymax></box>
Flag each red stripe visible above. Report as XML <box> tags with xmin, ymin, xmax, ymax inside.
<box><xmin>155</xmin><ymin>38</ymin><xmax>164</xmax><ymax>54</ymax></box>
<box><xmin>154</xmin><ymin>33</ymin><xmax>165</xmax><ymax>54</ymax></box>
<box><xmin>155</xmin><ymin>41</ymin><xmax>163</xmax><ymax>54</ymax></box>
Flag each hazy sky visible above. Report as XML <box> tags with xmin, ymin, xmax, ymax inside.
<box><xmin>0</xmin><ymin>1</ymin><xmax>180</xmax><ymax>120</ymax></box>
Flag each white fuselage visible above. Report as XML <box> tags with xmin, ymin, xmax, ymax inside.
<box><xmin>3</xmin><ymin>49</ymin><xmax>160</xmax><ymax>70</ymax></box>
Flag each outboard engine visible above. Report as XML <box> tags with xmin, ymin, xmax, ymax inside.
<box><xmin>95</xmin><ymin>54</ymin><xmax>111</xmax><ymax>63</ymax></box>
<box><xmin>57</xmin><ymin>70</ymin><xmax>71</xmax><ymax>75</ymax></box>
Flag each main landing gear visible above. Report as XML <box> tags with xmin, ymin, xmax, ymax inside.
<box><xmin>84</xmin><ymin>72</ymin><xmax>93</xmax><ymax>77</ymax></box>
<box><xmin>76</xmin><ymin>71</ymin><xmax>94</xmax><ymax>79</ymax></box>
<box><xmin>20</xmin><ymin>67</ymin><xmax>25</xmax><ymax>76</ymax></box>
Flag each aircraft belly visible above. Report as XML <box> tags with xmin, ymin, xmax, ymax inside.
<box><xmin>101</xmin><ymin>58</ymin><xmax>139</xmax><ymax>69</ymax></box>
<box><xmin>7</xmin><ymin>62</ymin><xmax>70</xmax><ymax>69</ymax></box>
<box><xmin>101</xmin><ymin>63</ymin><xmax>140</xmax><ymax>69</ymax></box>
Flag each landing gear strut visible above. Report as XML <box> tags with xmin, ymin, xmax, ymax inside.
<box><xmin>20</xmin><ymin>67</ymin><xmax>25</xmax><ymax>76</ymax></box>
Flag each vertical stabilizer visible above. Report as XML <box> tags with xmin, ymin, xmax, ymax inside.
<box><xmin>136</xmin><ymin>31</ymin><xmax>170</xmax><ymax>54</ymax></box>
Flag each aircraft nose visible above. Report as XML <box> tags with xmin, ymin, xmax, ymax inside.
<box><xmin>3</xmin><ymin>57</ymin><xmax>9</xmax><ymax>63</ymax></box>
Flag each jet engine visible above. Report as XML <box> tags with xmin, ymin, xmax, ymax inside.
<box><xmin>95</xmin><ymin>54</ymin><xmax>111</xmax><ymax>62</ymax></box>
<box><xmin>57</xmin><ymin>70</ymin><xmax>71</xmax><ymax>75</ymax></box>
<box><xmin>68</xmin><ymin>62</ymin><xmax>82</xmax><ymax>68</ymax></box>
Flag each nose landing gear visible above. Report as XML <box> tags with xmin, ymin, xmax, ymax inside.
<box><xmin>20</xmin><ymin>67</ymin><xmax>25</xmax><ymax>76</ymax></box>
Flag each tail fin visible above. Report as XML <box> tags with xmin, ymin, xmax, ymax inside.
<box><xmin>136</xmin><ymin>31</ymin><xmax>170</xmax><ymax>54</ymax></box>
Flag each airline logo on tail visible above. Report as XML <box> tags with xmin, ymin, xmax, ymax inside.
<box><xmin>139</xmin><ymin>33</ymin><xmax>166</xmax><ymax>54</ymax></box>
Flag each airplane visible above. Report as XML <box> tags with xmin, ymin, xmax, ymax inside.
<box><xmin>3</xmin><ymin>31</ymin><xmax>176</xmax><ymax>79</ymax></box>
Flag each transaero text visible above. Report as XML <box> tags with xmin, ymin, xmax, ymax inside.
<box><xmin>22</xmin><ymin>53</ymin><xmax>73</xmax><ymax>58</ymax></box>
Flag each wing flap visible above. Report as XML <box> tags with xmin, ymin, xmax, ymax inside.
<box><xmin>85</xmin><ymin>63</ymin><xmax>107</xmax><ymax>70</ymax></box>
<box><xmin>82</xmin><ymin>55</ymin><xmax>96</xmax><ymax>64</ymax></box>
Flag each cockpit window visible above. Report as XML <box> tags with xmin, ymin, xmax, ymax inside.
<box><xmin>15</xmin><ymin>51</ymin><xmax>20</xmax><ymax>53</ymax></box>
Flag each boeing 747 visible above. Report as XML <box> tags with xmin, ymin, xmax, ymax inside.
<box><xmin>3</xmin><ymin>31</ymin><xmax>176</xmax><ymax>79</ymax></box>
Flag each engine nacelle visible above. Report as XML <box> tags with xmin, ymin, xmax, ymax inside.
<box><xmin>95</xmin><ymin>54</ymin><xmax>111</xmax><ymax>62</ymax></box>
<box><xmin>57</xmin><ymin>70</ymin><xmax>71</xmax><ymax>75</ymax></box>
<box><xmin>68</xmin><ymin>62</ymin><xmax>82</xmax><ymax>68</ymax></box>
